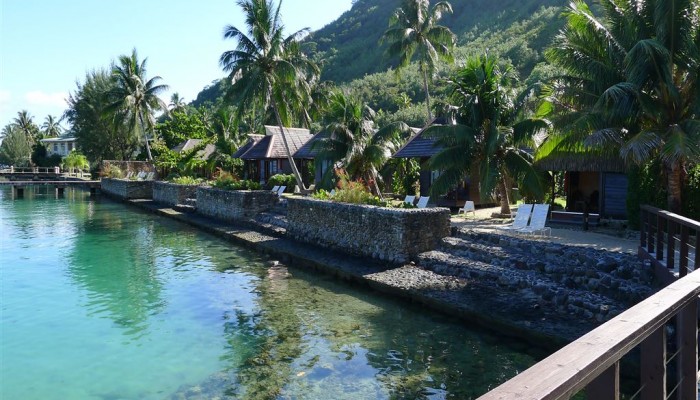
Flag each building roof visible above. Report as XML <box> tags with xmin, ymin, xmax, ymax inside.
<box><xmin>240</xmin><ymin>126</ymin><xmax>313</xmax><ymax>160</ymax></box>
<box><xmin>393</xmin><ymin>126</ymin><xmax>442</xmax><ymax>159</ymax></box>
<box><xmin>293</xmin><ymin>131</ymin><xmax>329</xmax><ymax>159</ymax></box>
<box><xmin>171</xmin><ymin>139</ymin><xmax>216</xmax><ymax>161</ymax></box>
<box><xmin>40</xmin><ymin>136</ymin><xmax>77</xmax><ymax>144</ymax></box>
<box><xmin>232</xmin><ymin>135</ymin><xmax>264</xmax><ymax>158</ymax></box>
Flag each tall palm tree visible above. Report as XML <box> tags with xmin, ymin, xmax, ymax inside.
<box><xmin>41</xmin><ymin>115</ymin><xmax>63</xmax><ymax>138</ymax></box>
<box><xmin>219</xmin><ymin>0</ymin><xmax>319</xmax><ymax>191</ymax></box>
<box><xmin>382</xmin><ymin>0</ymin><xmax>456</xmax><ymax>122</ymax></box>
<box><xmin>168</xmin><ymin>92</ymin><xmax>187</xmax><ymax>114</ymax></box>
<box><xmin>109</xmin><ymin>49</ymin><xmax>169</xmax><ymax>161</ymax></box>
<box><xmin>12</xmin><ymin>110</ymin><xmax>39</xmax><ymax>142</ymax></box>
<box><xmin>425</xmin><ymin>55</ymin><xmax>548</xmax><ymax>214</ymax></box>
<box><xmin>314</xmin><ymin>91</ymin><xmax>411</xmax><ymax>196</ymax></box>
<box><xmin>542</xmin><ymin>0</ymin><xmax>700</xmax><ymax>213</ymax></box>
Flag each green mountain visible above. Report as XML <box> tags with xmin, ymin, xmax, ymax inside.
<box><xmin>192</xmin><ymin>0</ymin><xmax>568</xmax><ymax>117</ymax></box>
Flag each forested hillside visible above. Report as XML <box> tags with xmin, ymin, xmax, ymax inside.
<box><xmin>193</xmin><ymin>0</ymin><xmax>568</xmax><ymax>117</ymax></box>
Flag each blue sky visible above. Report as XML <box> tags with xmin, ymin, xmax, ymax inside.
<box><xmin>0</xmin><ymin>0</ymin><xmax>353</xmax><ymax>129</ymax></box>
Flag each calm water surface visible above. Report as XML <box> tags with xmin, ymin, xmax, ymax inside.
<box><xmin>0</xmin><ymin>186</ymin><xmax>542</xmax><ymax>399</ymax></box>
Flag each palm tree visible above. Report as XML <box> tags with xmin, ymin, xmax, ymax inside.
<box><xmin>425</xmin><ymin>55</ymin><xmax>548</xmax><ymax>215</ymax></box>
<box><xmin>314</xmin><ymin>91</ymin><xmax>411</xmax><ymax>196</ymax></box>
<box><xmin>168</xmin><ymin>92</ymin><xmax>187</xmax><ymax>114</ymax></box>
<box><xmin>12</xmin><ymin>110</ymin><xmax>39</xmax><ymax>142</ymax></box>
<box><xmin>219</xmin><ymin>0</ymin><xmax>319</xmax><ymax>191</ymax></box>
<box><xmin>109</xmin><ymin>49</ymin><xmax>169</xmax><ymax>161</ymax></box>
<box><xmin>382</xmin><ymin>0</ymin><xmax>456</xmax><ymax>122</ymax></box>
<box><xmin>542</xmin><ymin>0</ymin><xmax>700</xmax><ymax>213</ymax></box>
<box><xmin>41</xmin><ymin>115</ymin><xmax>63</xmax><ymax>138</ymax></box>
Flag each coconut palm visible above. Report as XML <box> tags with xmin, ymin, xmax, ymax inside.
<box><xmin>12</xmin><ymin>110</ymin><xmax>39</xmax><ymax>142</ymax></box>
<box><xmin>109</xmin><ymin>49</ymin><xmax>169</xmax><ymax>161</ymax></box>
<box><xmin>314</xmin><ymin>91</ymin><xmax>411</xmax><ymax>196</ymax></box>
<box><xmin>542</xmin><ymin>0</ymin><xmax>700</xmax><ymax>213</ymax></box>
<box><xmin>425</xmin><ymin>55</ymin><xmax>548</xmax><ymax>215</ymax></box>
<box><xmin>219</xmin><ymin>0</ymin><xmax>319</xmax><ymax>191</ymax></box>
<box><xmin>168</xmin><ymin>92</ymin><xmax>187</xmax><ymax>114</ymax></box>
<box><xmin>41</xmin><ymin>115</ymin><xmax>63</xmax><ymax>138</ymax></box>
<box><xmin>382</xmin><ymin>0</ymin><xmax>456</xmax><ymax>122</ymax></box>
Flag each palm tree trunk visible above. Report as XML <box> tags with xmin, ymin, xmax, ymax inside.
<box><xmin>498</xmin><ymin>176</ymin><xmax>511</xmax><ymax>215</ymax></box>
<box><xmin>139</xmin><ymin>114</ymin><xmax>153</xmax><ymax>161</ymax></box>
<box><xmin>270</xmin><ymin>97</ymin><xmax>306</xmax><ymax>192</ymax></box>
<box><xmin>666</xmin><ymin>161</ymin><xmax>683</xmax><ymax>213</ymax></box>
<box><xmin>420</xmin><ymin>63</ymin><xmax>433</xmax><ymax>123</ymax></box>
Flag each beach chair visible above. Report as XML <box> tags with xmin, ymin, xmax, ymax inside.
<box><xmin>457</xmin><ymin>201</ymin><xmax>475</xmax><ymax>217</ymax></box>
<box><xmin>145</xmin><ymin>172</ymin><xmax>155</xmax><ymax>180</ymax></box>
<box><xmin>498</xmin><ymin>204</ymin><xmax>533</xmax><ymax>233</ymax></box>
<box><xmin>271</xmin><ymin>185</ymin><xmax>280</xmax><ymax>193</ymax></box>
<box><xmin>517</xmin><ymin>204</ymin><xmax>551</xmax><ymax>236</ymax></box>
<box><xmin>136</xmin><ymin>171</ymin><xmax>146</xmax><ymax>180</ymax></box>
<box><xmin>276</xmin><ymin>186</ymin><xmax>286</xmax><ymax>196</ymax></box>
<box><xmin>330</xmin><ymin>189</ymin><xmax>336</xmax><ymax>196</ymax></box>
<box><xmin>416</xmin><ymin>196</ymin><xmax>430</xmax><ymax>208</ymax></box>
<box><xmin>403</xmin><ymin>195</ymin><xmax>415</xmax><ymax>205</ymax></box>
<box><xmin>125</xmin><ymin>171</ymin><xmax>134</xmax><ymax>180</ymax></box>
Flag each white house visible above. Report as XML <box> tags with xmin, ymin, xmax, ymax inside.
<box><xmin>40</xmin><ymin>136</ymin><xmax>78</xmax><ymax>157</ymax></box>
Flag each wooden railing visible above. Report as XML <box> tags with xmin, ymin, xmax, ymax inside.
<box><xmin>0</xmin><ymin>166</ymin><xmax>60</xmax><ymax>174</ymax></box>
<box><xmin>640</xmin><ymin>206</ymin><xmax>699</xmax><ymax>283</ymax></box>
<box><xmin>478</xmin><ymin>270</ymin><xmax>700</xmax><ymax>399</ymax></box>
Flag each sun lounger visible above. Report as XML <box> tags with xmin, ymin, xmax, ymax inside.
<box><xmin>276</xmin><ymin>186</ymin><xmax>286</xmax><ymax>196</ymax></box>
<box><xmin>330</xmin><ymin>189</ymin><xmax>336</xmax><ymax>196</ymax></box>
<box><xmin>498</xmin><ymin>204</ymin><xmax>533</xmax><ymax>233</ymax></box>
<box><xmin>271</xmin><ymin>185</ymin><xmax>280</xmax><ymax>193</ymax></box>
<box><xmin>125</xmin><ymin>171</ymin><xmax>134</xmax><ymax>179</ymax></box>
<box><xmin>403</xmin><ymin>195</ymin><xmax>415</xmax><ymax>205</ymax></box>
<box><xmin>457</xmin><ymin>200</ymin><xmax>475</xmax><ymax>217</ymax></box>
<box><xmin>136</xmin><ymin>171</ymin><xmax>146</xmax><ymax>180</ymax></box>
<box><xmin>145</xmin><ymin>172</ymin><xmax>155</xmax><ymax>180</ymax></box>
<box><xmin>416</xmin><ymin>196</ymin><xmax>430</xmax><ymax>208</ymax></box>
<box><xmin>517</xmin><ymin>204</ymin><xmax>551</xmax><ymax>236</ymax></box>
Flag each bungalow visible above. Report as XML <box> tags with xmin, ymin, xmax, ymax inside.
<box><xmin>393</xmin><ymin>123</ymin><xmax>484</xmax><ymax>207</ymax></box>
<box><xmin>236</xmin><ymin>126</ymin><xmax>313</xmax><ymax>184</ymax></box>
<box><xmin>172</xmin><ymin>139</ymin><xmax>216</xmax><ymax>160</ymax></box>
<box><xmin>535</xmin><ymin>153</ymin><xmax>628</xmax><ymax>219</ymax></box>
<box><xmin>40</xmin><ymin>136</ymin><xmax>78</xmax><ymax>157</ymax></box>
<box><xmin>292</xmin><ymin>130</ymin><xmax>333</xmax><ymax>187</ymax></box>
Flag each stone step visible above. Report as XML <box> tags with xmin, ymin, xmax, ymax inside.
<box><xmin>255</xmin><ymin>212</ymin><xmax>288</xmax><ymax>229</ymax></box>
<box><xmin>173</xmin><ymin>204</ymin><xmax>196</xmax><ymax>213</ymax></box>
<box><xmin>183</xmin><ymin>198</ymin><xmax>197</xmax><ymax>207</ymax></box>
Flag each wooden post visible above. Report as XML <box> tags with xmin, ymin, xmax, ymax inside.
<box><xmin>656</xmin><ymin>215</ymin><xmax>664</xmax><ymax>261</ymax></box>
<box><xmin>667</xmin><ymin>220</ymin><xmax>675</xmax><ymax>270</ymax></box>
<box><xmin>640</xmin><ymin>326</ymin><xmax>666</xmax><ymax>400</ymax></box>
<box><xmin>586</xmin><ymin>362</ymin><xmax>619</xmax><ymax>400</ymax></box>
<box><xmin>679</xmin><ymin>225</ymin><xmax>689</xmax><ymax>277</ymax></box>
<box><xmin>640</xmin><ymin>208</ymin><xmax>647</xmax><ymax>251</ymax></box>
<box><xmin>676</xmin><ymin>299</ymin><xmax>698</xmax><ymax>400</ymax></box>
<box><xmin>648</xmin><ymin>211</ymin><xmax>656</xmax><ymax>254</ymax></box>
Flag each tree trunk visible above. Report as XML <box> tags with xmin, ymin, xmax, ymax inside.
<box><xmin>270</xmin><ymin>97</ymin><xmax>306</xmax><ymax>192</ymax></box>
<box><xmin>498</xmin><ymin>175</ymin><xmax>511</xmax><ymax>215</ymax></box>
<box><xmin>420</xmin><ymin>63</ymin><xmax>433</xmax><ymax>123</ymax></box>
<box><xmin>139</xmin><ymin>115</ymin><xmax>153</xmax><ymax>161</ymax></box>
<box><xmin>665</xmin><ymin>161</ymin><xmax>683</xmax><ymax>213</ymax></box>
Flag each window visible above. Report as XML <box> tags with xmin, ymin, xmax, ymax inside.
<box><xmin>269</xmin><ymin>160</ymin><xmax>279</xmax><ymax>175</ymax></box>
<box><xmin>53</xmin><ymin>144</ymin><xmax>58</xmax><ymax>152</ymax></box>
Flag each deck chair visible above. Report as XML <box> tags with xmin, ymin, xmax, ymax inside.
<box><xmin>145</xmin><ymin>172</ymin><xmax>155</xmax><ymax>180</ymax></box>
<box><xmin>125</xmin><ymin>171</ymin><xmax>134</xmax><ymax>179</ymax></box>
<box><xmin>276</xmin><ymin>186</ymin><xmax>286</xmax><ymax>196</ymax></box>
<box><xmin>136</xmin><ymin>171</ymin><xmax>146</xmax><ymax>180</ymax></box>
<box><xmin>416</xmin><ymin>196</ymin><xmax>430</xmax><ymax>208</ymax></box>
<box><xmin>498</xmin><ymin>204</ymin><xmax>533</xmax><ymax>233</ymax></box>
<box><xmin>457</xmin><ymin>201</ymin><xmax>476</xmax><ymax>217</ymax></box>
<box><xmin>517</xmin><ymin>204</ymin><xmax>551</xmax><ymax>236</ymax></box>
<box><xmin>330</xmin><ymin>189</ymin><xmax>336</xmax><ymax>196</ymax></box>
<box><xmin>271</xmin><ymin>185</ymin><xmax>280</xmax><ymax>193</ymax></box>
<box><xmin>403</xmin><ymin>195</ymin><xmax>416</xmax><ymax>205</ymax></box>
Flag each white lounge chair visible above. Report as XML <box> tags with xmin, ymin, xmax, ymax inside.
<box><xmin>276</xmin><ymin>186</ymin><xmax>286</xmax><ymax>196</ymax></box>
<box><xmin>271</xmin><ymin>185</ymin><xmax>280</xmax><ymax>193</ymax></box>
<box><xmin>330</xmin><ymin>189</ymin><xmax>336</xmax><ymax>196</ymax></box>
<box><xmin>416</xmin><ymin>196</ymin><xmax>430</xmax><ymax>208</ymax></box>
<box><xmin>145</xmin><ymin>172</ymin><xmax>155</xmax><ymax>180</ymax></box>
<box><xmin>136</xmin><ymin>171</ymin><xmax>146</xmax><ymax>180</ymax></box>
<box><xmin>457</xmin><ymin>200</ymin><xmax>476</xmax><ymax>217</ymax></box>
<box><xmin>125</xmin><ymin>171</ymin><xmax>134</xmax><ymax>179</ymax></box>
<box><xmin>403</xmin><ymin>195</ymin><xmax>415</xmax><ymax>205</ymax></box>
<box><xmin>499</xmin><ymin>204</ymin><xmax>533</xmax><ymax>233</ymax></box>
<box><xmin>517</xmin><ymin>204</ymin><xmax>551</xmax><ymax>236</ymax></box>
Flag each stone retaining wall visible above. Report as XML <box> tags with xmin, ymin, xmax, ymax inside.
<box><xmin>286</xmin><ymin>197</ymin><xmax>451</xmax><ymax>263</ymax></box>
<box><xmin>101</xmin><ymin>178</ymin><xmax>153</xmax><ymax>200</ymax></box>
<box><xmin>153</xmin><ymin>182</ymin><xmax>199</xmax><ymax>207</ymax></box>
<box><xmin>196</xmin><ymin>187</ymin><xmax>278</xmax><ymax>222</ymax></box>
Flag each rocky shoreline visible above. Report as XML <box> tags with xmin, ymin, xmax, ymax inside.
<box><xmin>119</xmin><ymin>197</ymin><xmax>658</xmax><ymax>349</ymax></box>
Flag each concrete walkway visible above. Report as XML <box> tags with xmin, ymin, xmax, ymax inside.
<box><xmin>451</xmin><ymin>206</ymin><xmax>639</xmax><ymax>254</ymax></box>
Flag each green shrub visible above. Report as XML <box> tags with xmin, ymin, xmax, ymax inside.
<box><xmin>170</xmin><ymin>176</ymin><xmax>204</xmax><ymax>185</ymax></box>
<box><xmin>626</xmin><ymin>161</ymin><xmax>667</xmax><ymax>229</ymax></box>
<box><xmin>212</xmin><ymin>171</ymin><xmax>262</xmax><ymax>191</ymax></box>
<box><xmin>102</xmin><ymin>164</ymin><xmax>124</xmax><ymax>179</ymax></box>
<box><xmin>267</xmin><ymin>174</ymin><xmax>296</xmax><ymax>192</ymax></box>
<box><xmin>312</xmin><ymin>182</ymin><xmax>388</xmax><ymax>206</ymax></box>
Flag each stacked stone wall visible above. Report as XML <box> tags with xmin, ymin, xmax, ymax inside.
<box><xmin>153</xmin><ymin>182</ymin><xmax>198</xmax><ymax>207</ymax></box>
<box><xmin>286</xmin><ymin>197</ymin><xmax>450</xmax><ymax>263</ymax></box>
<box><xmin>101</xmin><ymin>178</ymin><xmax>153</xmax><ymax>200</ymax></box>
<box><xmin>196</xmin><ymin>187</ymin><xmax>278</xmax><ymax>222</ymax></box>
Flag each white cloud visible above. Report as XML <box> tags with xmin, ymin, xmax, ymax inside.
<box><xmin>24</xmin><ymin>91</ymin><xmax>68</xmax><ymax>107</ymax></box>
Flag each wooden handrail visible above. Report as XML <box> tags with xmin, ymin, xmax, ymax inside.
<box><xmin>478</xmin><ymin>270</ymin><xmax>700</xmax><ymax>399</ymax></box>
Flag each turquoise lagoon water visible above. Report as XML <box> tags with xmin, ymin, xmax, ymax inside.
<box><xmin>0</xmin><ymin>186</ymin><xmax>542</xmax><ymax>399</ymax></box>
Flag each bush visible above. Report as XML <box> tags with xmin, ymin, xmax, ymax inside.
<box><xmin>102</xmin><ymin>164</ymin><xmax>124</xmax><ymax>179</ymax></box>
<box><xmin>312</xmin><ymin>181</ymin><xmax>387</xmax><ymax>206</ymax></box>
<box><xmin>170</xmin><ymin>176</ymin><xmax>205</xmax><ymax>185</ymax></box>
<box><xmin>212</xmin><ymin>171</ymin><xmax>262</xmax><ymax>191</ymax></box>
<box><xmin>626</xmin><ymin>161</ymin><xmax>667</xmax><ymax>229</ymax></box>
<box><xmin>267</xmin><ymin>174</ymin><xmax>296</xmax><ymax>192</ymax></box>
